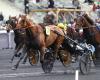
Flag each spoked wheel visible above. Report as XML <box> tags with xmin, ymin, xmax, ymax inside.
<box><xmin>28</xmin><ymin>50</ymin><xmax>39</xmax><ymax>66</ymax></box>
<box><xmin>42</xmin><ymin>52</ymin><xmax>55</xmax><ymax>73</ymax></box>
<box><xmin>79</xmin><ymin>54</ymin><xmax>91</xmax><ymax>75</ymax></box>
<box><xmin>58</xmin><ymin>49</ymin><xmax>71</xmax><ymax>67</ymax></box>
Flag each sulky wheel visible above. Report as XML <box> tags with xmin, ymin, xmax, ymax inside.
<box><xmin>58</xmin><ymin>49</ymin><xmax>71</xmax><ymax>67</ymax></box>
<box><xmin>28</xmin><ymin>50</ymin><xmax>39</xmax><ymax>66</ymax></box>
<box><xmin>42</xmin><ymin>52</ymin><xmax>55</xmax><ymax>73</ymax></box>
<box><xmin>79</xmin><ymin>53</ymin><xmax>91</xmax><ymax>75</ymax></box>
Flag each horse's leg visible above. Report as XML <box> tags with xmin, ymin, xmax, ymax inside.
<box><xmin>10</xmin><ymin>44</ymin><xmax>21</xmax><ymax>63</ymax></box>
<box><xmin>95</xmin><ymin>45</ymin><xmax>100</xmax><ymax>59</ymax></box>
<box><xmin>22</xmin><ymin>52</ymin><xmax>28</xmax><ymax>64</ymax></box>
<box><xmin>54</xmin><ymin>37</ymin><xmax>64</xmax><ymax>59</ymax></box>
<box><xmin>40</xmin><ymin>47</ymin><xmax>46</xmax><ymax>63</ymax></box>
<box><xmin>54</xmin><ymin>46</ymin><xmax>59</xmax><ymax>59</ymax></box>
<box><xmin>12</xmin><ymin>45</ymin><xmax>27</xmax><ymax>70</ymax></box>
<box><xmin>22</xmin><ymin>48</ymin><xmax>32</xmax><ymax>64</ymax></box>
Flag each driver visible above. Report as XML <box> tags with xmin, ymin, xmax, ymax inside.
<box><xmin>43</xmin><ymin>11</ymin><xmax>57</xmax><ymax>25</ymax></box>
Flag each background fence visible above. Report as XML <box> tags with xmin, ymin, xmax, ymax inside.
<box><xmin>0</xmin><ymin>30</ymin><xmax>15</xmax><ymax>49</ymax></box>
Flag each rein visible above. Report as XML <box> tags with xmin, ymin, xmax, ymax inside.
<box><xmin>78</xmin><ymin>26</ymin><xmax>97</xmax><ymax>29</ymax></box>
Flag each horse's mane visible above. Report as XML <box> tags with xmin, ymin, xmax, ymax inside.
<box><xmin>83</xmin><ymin>14</ymin><xmax>94</xmax><ymax>25</ymax></box>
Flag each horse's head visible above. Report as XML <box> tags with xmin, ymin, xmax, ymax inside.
<box><xmin>75</xmin><ymin>13</ymin><xmax>100</xmax><ymax>44</ymax></box>
<box><xmin>16</xmin><ymin>15</ymin><xmax>34</xmax><ymax>29</ymax></box>
<box><xmin>6</xmin><ymin>16</ymin><xmax>18</xmax><ymax>32</ymax></box>
<box><xmin>75</xmin><ymin>13</ymin><xmax>94</xmax><ymax>29</ymax></box>
<box><xmin>74</xmin><ymin>16</ymin><xmax>86</xmax><ymax>30</ymax></box>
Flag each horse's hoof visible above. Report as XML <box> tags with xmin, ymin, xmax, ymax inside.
<box><xmin>11</xmin><ymin>66</ymin><xmax>17</xmax><ymax>70</ymax></box>
<box><xmin>15</xmin><ymin>54</ymin><xmax>18</xmax><ymax>57</ymax></box>
<box><xmin>17</xmin><ymin>53</ymin><xmax>21</xmax><ymax>57</ymax></box>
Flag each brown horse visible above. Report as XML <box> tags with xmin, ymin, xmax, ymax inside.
<box><xmin>14</xmin><ymin>15</ymin><xmax>65</xmax><ymax>69</ymax></box>
<box><xmin>75</xmin><ymin>13</ymin><xmax>100</xmax><ymax>59</ymax></box>
<box><xmin>6</xmin><ymin>16</ymin><xmax>39</xmax><ymax>69</ymax></box>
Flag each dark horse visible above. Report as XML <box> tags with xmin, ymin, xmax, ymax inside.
<box><xmin>6</xmin><ymin>16</ymin><xmax>26</xmax><ymax>63</ymax></box>
<box><xmin>14</xmin><ymin>15</ymin><xmax>65</xmax><ymax>70</ymax></box>
<box><xmin>75</xmin><ymin>13</ymin><xmax>100</xmax><ymax>59</ymax></box>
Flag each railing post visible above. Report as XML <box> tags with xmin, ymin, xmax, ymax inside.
<box><xmin>56</xmin><ymin>9</ymin><xmax>60</xmax><ymax>24</ymax></box>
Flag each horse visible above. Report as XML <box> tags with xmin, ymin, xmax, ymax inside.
<box><xmin>6</xmin><ymin>16</ymin><xmax>27</xmax><ymax>62</ymax></box>
<box><xmin>44</xmin><ymin>13</ymin><xmax>84</xmax><ymax>63</ymax></box>
<box><xmin>13</xmin><ymin>15</ymin><xmax>66</xmax><ymax>70</ymax></box>
<box><xmin>75</xmin><ymin>13</ymin><xmax>100</xmax><ymax>59</ymax></box>
<box><xmin>6</xmin><ymin>16</ymin><xmax>37</xmax><ymax>66</ymax></box>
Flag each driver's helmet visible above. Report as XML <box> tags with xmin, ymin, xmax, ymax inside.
<box><xmin>57</xmin><ymin>23</ymin><xmax>67</xmax><ymax>30</ymax></box>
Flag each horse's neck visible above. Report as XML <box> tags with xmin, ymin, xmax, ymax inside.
<box><xmin>84</xmin><ymin>19</ymin><xmax>99</xmax><ymax>35</ymax></box>
<box><xmin>83</xmin><ymin>28</ymin><xmax>94</xmax><ymax>44</ymax></box>
<box><xmin>83</xmin><ymin>24</ymin><xmax>99</xmax><ymax>45</ymax></box>
<box><xmin>82</xmin><ymin>16</ymin><xmax>100</xmax><ymax>44</ymax></box>
<box><xmin>67</xmin><ymin>28</ymin><xmax>74</xmax><ymax>38</ymax></box>
<box><xmin>67</xmin><ymin>27</ymin><xmax>78</xmax><ymax>40</ymax></box>
<box><xmin>83</xmin><ymin>17</ymin><xmax>94</xmax><ymax>34</ymax></box>
<box><xmin>31</xmin><ymin>23</ymin><xmax>44</xmax><ymax>35</ymax></box>
<box><xmin>83</xmin><ymin>16</ymin><xmax>97</xmax><ymax>32</ymax></box>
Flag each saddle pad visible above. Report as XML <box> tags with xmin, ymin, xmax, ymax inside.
<box><xmin>45</xmin><ymin>25</ymin><xmax>65</xmax><ymax>36</ymax></box>
<box><xmin>49</xmin><ymin>25</ymin><xmax>65</xmax><ymax>36</ymax></box>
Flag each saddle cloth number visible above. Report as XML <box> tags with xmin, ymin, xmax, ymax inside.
<box><xmin>45</xmin><ymin>26</ymin><xmax>50</xmax><ymax>35</ymax></box>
